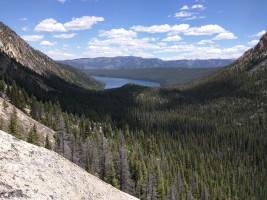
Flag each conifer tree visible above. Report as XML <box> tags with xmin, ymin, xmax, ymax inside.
<box><xmin>2</xmin><ymin>99</ymin><xmax>8</xmax><ymax>110</ymax></box>
<box><xmin>45</xmin><ymin>134</ymin><xmax>52</xmax><ymax>150</ymax></box>
<box><xmin>0</xmin><ymin>116</ymin><xmax>4</xmax><ymax>130</ymax></box>
<box><xmin>27</xmin><ymin>124</ymin><xmax>39</xmax><ymax>146</ymax></box>
<box><xmin>8</xmin><ymin>107</ymin><xmax>22</xmax><ymax>139</ymax></box>
<box><xmin>107</xmin><ymin>160</ymin><xmax>119</xmax><ymax>188</ymax></box>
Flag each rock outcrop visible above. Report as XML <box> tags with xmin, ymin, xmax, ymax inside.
<box><xmin>228</xmin><ymin>32</ymin><xmax>267</xmax><ymax>72</ymax></box>
<box><xmin>0</xmin><ymin>131</ymin><xmax>138</xmax><ymax>200</ymax></box>
<box><xmin>0</xmin><ymin>97</ymin><xmax>55</xmax><ymax>148</ymax></box>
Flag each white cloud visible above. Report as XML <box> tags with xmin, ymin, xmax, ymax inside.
<box><xmin>46</xmin><ymin>49</ymin><xmax>77</xmax><ymax>60</ymax></box>
<box><xmin>195</xmin><ymin>39</ymin><xmax>214</xmax><ymax>45</ymax></box>
<box><xmin>22</xmin><ymin>27</ymin><xmax>29</xmax><ymax>31</ymax></box>
<box><xmin>180</xmin><ymin>4</ymin><xmax>205</xmax><ymax>11</ymax></box>
<box><xmin>155</xmin><ymin>44</ymin><xmax>249</xmax><ymax>60</ymax></box>
<box><xmin>35</xmin><ymin>18</ymin><xmax>67</xmax><ymax>32</ymax></box>
<box><xmin>21</xmin><ymin>35</ymin><xmax>44</xmax><ymax>42</ymax></box>
<box><xmin>131</xmin><ymin>24</ymin><xmax>172</xmax><ymax>33</ymax></box>
<box><xmin>184</xmin><ymin>16</ymin><xmax>206</xmax><ymax>21</ymax></box>
<box><xmin>175</xmin><ymin>11</ymin><xmax>195</xmax><ymax>18</ymax></box>
<box><xmin>131</xmin><ymin>24</ymin><xmax>190</xmax><ymax>34</ymax></box>
<box><xmin>253</xmin><ymin>30</ymin><xmax>266</xmax><ymax>37</ymax></box>
<box><xmin>53</xmin><ymin>33</ymin><xmax>77</xmax><ymax>39</ymax></box>
<box><xmin>212</xmin><ymin>32</ymin><xmax>237</xmax><ymax>40</ymax></box>
<box><xmin>99</xmin><ymin>28</ymin><xmax>137</xmax><ymax>38</ymax></box>
<box><xmin>248</xmin><ymin>39</ymin><xmax>259</xmax><ymax>46</ymax></box>
<box><xmin>19</xmin><ymin>18</ymin><xmax>28</xmax><ymax>21</ymax></box>
<box><xmin>162</xmin><ymin>35</ymin><xmax>182</xmax><ymax>42</ymax></box>
<box><xmin>62</xmin><ymin>44</ymin><xmax>70</xmax><ymax>49</ymax></box>
<box><xmin>180</xmin><ymin>5</ymin><xmax>189</xmax><ymax>10</ymax></box>
<box><xmin>86</xmin><ymin>29</ymin><xmax>160</xmax><ymax>58</ymax></box>
<box><xmin>56</xmin><ymin>0</ymin><xmax>66</xmax><ymax>3</ymax></box>
<box><xmin>64</xmin><ymin>16</ymin><xmax>104</xmax><ymax>31</ymax></box>
<box><xmin>35</xmin><ymin>16</ymin><xmax>104</xmax><ymax>32</ymax></box>
<box><xmin>192</xmin><ymin>4</ymin><xmax>205</xmax><ymax>9</ymax></box>
<box><xmin>185</xmin><ymin>24</ymin><xmax>225</xmax><ymax>35</ymax></box>
<box><xmin>40</xmin><ymin>41</ymin><xmax>56</xmax><ymax>46</ymax></box>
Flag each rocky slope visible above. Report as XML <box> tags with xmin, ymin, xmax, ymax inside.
<box><xmin>228</xmin><ymin>32</ymin><xmax>267</xmax><ymax>72</ymax></box>
<box><xmin>0</xmin><ymin>97</ymin><xmax>55</xmax><ymax>148</ymax></box>
<box><xmin>59</xmin><ymin>56</ymin><xmax>233</xmax><ymax>69</ymax></box>
<box><xmin>0</xmin><ymin>22</ymin><xmax>102</xmax><ymax>90</ymax></box>
<box><xmin>0</xmin><ymin>131</ymin><xmax>138</xmax><ymax>200</ymax></box>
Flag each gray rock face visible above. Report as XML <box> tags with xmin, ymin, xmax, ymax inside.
<box><xmin>0</xmin><ymin>131</ymin><xmax>138</xmax><ymax>200</ymax></box>
<box><xmin>228</xmin><ymin>32</ymin><xmax>267</xmax><ymax>72</ymax></box>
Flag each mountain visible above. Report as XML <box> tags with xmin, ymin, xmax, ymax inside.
<box><xmin>227</xmin><ymin>32</ymin><xmax>267</xmax><ymax>72</ymax></box>
<box><xmin>59</xmin><ymin>56</ymin><xmax>234</xmax><ymax>69</ymax></box>
<box><xmin>0</xmin><ymin>130</ymin><xmax>138</xmax><ymax>200</ymax></box>
<box><xmin>0</xmin><ymin>22</ymin><xmax>102</xmax><ymax>90</ymax></box>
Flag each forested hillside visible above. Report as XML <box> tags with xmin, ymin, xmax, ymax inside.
<box><xmin>84</xmin><ymin>67</ymin><xmax>220</xmax><ymax>86</ymax></box>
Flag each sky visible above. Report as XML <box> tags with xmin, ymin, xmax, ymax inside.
<box><xmin>0</xmin><ymin>0</ymin><xmax>266</xmax><ymax>60</ymax></box>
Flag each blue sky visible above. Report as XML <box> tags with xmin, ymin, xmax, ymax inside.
<box><xmin>0</xmin><ymin>0</ymin><xmax>266</xmax><ymax>60</ymax></box>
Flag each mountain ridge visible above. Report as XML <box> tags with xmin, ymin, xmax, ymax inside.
<box><xmin>227</xmin><ymin>31</ymin><xmax>267</xmax><ymax>72</ymax></box>
<box><xmin>0</xmin><ymin>22</ymin><xmax>102</xmax><ymax>90</ymax></box>
<box><xmin>59</xmin><ymin>56</ymin><xmax>234</xmax><ymax>69</ymax></box>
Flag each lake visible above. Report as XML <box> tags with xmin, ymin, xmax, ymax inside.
<box><xmin>93</xmin><ymin>76</ymin><xmax>160</xmax><ymax>89</ymax></box>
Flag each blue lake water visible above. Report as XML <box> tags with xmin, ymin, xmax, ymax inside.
<box><xmin>93</xmin><ymin>76</ymin><xmax>160</xmax><ymax>89</ymax></box>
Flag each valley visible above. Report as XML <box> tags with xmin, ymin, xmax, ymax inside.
<box><xmin>86</xmin><ymin>67</ymin><xmax>220</xmax><ymax>86</ymax></box>
<box><xmin>0</xmin><ymin>19</ymin><xmax>267</xmax><ymax>200</ymax></box>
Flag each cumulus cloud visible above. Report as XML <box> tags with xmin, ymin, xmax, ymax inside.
<box><xmin>252</xmin><ymin>30</ymin><xmax>266</xmax><ymax>37</ymax></box>
<box><xmin>85</xmin><ymin>28</ymin><xmax>160</xmax><ymax>58</ymax></box>
<box><xmin>34</xmin><ymin>16</ymin><xmax>104</xmax><ymax>32</ymax></box>
<box><xmin>46</xmin><ymin>49</ymin><xmax>77</xmax><ymax>60</ymax></box>
<box><xmin>21</xmin><ymin>35</ymin><xmax>44</xmax><ymax>42</ymax></box>
<box><xmin>185</xmin><ymin>24</ymin><xmax>225</xmax><ymax>35</ymax></box>
<box><xmin>248</xmin><ymin>39</ymin><xmax>259</xmax><ymax>46</ymax></box>
<box><xmin>180</xmin><ymin>4</ymin><xmax>205</xmax><ymax>11</ymax></box>
<box><xmin>191</xmin><ymin>4</ymin><xmax>205</xmax><ymax>9</ymax></box>
<box><xmin>180</xmin><ymin>5</ymin><xmax>189</xmax><ymax>10</ymax></box>
<box><xmin>53</xmin><ymin>33</ymin><xmax>77</xmax><ymax>39</ymax></box>
<box><xmin>131</xmin><ymin>24</ymin><xmax>190</xmax><ymax>34</ymax></box>
<box><xmin>35</xmin><ymin>18</ymin><xmax>67</xmax><ymax>32</ymax></box>
<box><xmin>40</xmin><ymin>41</ymin><xmax>57</xmax><ymax>46</ymax></box>
<box><xmin>175</xmin><ymin>11</ymin><xmax>195</xmax><ymax>18</ymax></box>
<box><xmin>162</xmin><ymin>35</ymin><xmax>182</xmax><ymax>42</ymax></box>
<box><xmin>175</xmin><ymin>4</ymin><xmax>206</xmax><ymax>20</ymax></box>
<box><xmin>155</xmin><ymin>44</ymin><xmax>249</xmax><ymax>60</ymax></box>
<box><xmin>212</xmin><ymin>32</ymin><xmax>237</xmax><ymax>40</ymax></box>
<box><xmin>99</xmin><ymin>29</ymin><xmax>137</xmax><ymax>38</ymax></box>
<box><xmin>64</xmin><ymin>16</ymin><xmax>104</xmax><ymax>31</ymax></box>
<box><xmin>131</xmin><ymin>24</ymin><xmax>172</xmax><ymax>33</ymax></box>
<box><xmin>195</xmin><ymin>39</ymin><xmax>214</xmax><ymax>45</ymax></box>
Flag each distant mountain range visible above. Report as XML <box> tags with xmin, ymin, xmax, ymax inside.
<box><xmin>59</xmin><ymin>56</ymin><xmax>234</xmax><ymax>69</ymax></box>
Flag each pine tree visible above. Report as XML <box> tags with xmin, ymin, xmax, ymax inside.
<box><xmin>45</xmin><ymin>134</ymin><xmax>52</xmax><ymax>150</ymax></box>
<box><xmin>118</xmin><ymin>132</ymin><xmax>133</xmax><ymax>193</ymax></box>
<box><xmin>27</xmin><ymin>124</ymin><xmax>39</xmax><ymax>146</ymax></box>
<box><xmin>2</xmin><ymin>99</ymin><xmax>8</xmax><ymax>110</ymax></box>
<box><xmin>0</xmin><ymin>80</ymin><xmax>5</xmax><ymax>97</ymax></box>
<box><xmin>0</xmin><ymin>116</ymin><xmax>4</xmax><ymax>130</ymax></box>
<box><xmin>107</xmin><ymin>160</ymin><xmax>119</xmax><ymax>188</ymax></box>
<box><xmin>8</xmin><ymin>107</ymin><xmax>22</xmax><ymax>139</ymax></box>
